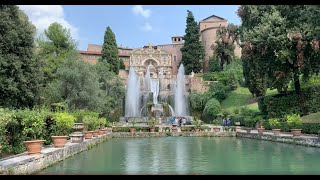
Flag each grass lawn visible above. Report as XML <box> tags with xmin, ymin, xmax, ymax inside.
<box><xmin>301</xmin><ymin>112</ymin><xmax>320</xmax><ymax>123</ymax></box>
<box><xmin>221</xmin><ymin>87</ymin><xmax>277</xmax><ymax>112</ymax></box>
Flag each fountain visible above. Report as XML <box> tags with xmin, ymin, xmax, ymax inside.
<box><xmin>174</xmin><ymin>64</ymin><xmax>187</xmax><ymax>116</ymax></box>
<box><xmin>125</xmin><ymin>67</ymin><xmax>141</xmax><ymax>117</ymax></box>
<box><xmin>121</xmin><ymin>63</ymin><xmax>192</xmax><ymax>124</ymax></box>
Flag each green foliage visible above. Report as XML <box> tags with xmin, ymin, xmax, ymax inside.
<box><xmin>268</xmin><ymin>118</ymin><xmax>281</xmax><ymax>129</ymax></box>
<box><xmin>301</xmin><ymin>123</ymin><xmax>320</xmax><ymax>134</ymax></box>
<box><xmin>46</xmin><ymin>55</ymin><xmax>102</xmax><ymax>111</ymax></box>
<box><xmin>50</xmin><ymin>102</ymin><xmax>67</xmax><ymax>112</ymax></box>
<box><xmin>286</xmin><ymin>114</ymin><xmax>302</xmax><ymax>129</ymax></box>
<box><xmin>189</xmin><ymin>92</ymin><xmax>211</xmax><ymax>112</ymax></box>
<box><xmin>95</xmin><ymin>61</ymin><xmax>125</xmax><ymax>119</ymax></box>
<box><xmin>209</xmin><ymin>82</ymin><xmax>228</xmax><ymax>102</ymax></box>
<box><xmin>192</xmin><ymin>119</ymin><xmax>203</xmax><ymax>128</ymax></box>
<box><xmin>98</xmin><ymin>118</ymin><xmax>106</xmax><ymax>128</ymax></box>
<box><xmin>119</xmin><ymin>59</ymin><xmax>125</xmax><ymax>70</ymax></box>
<box><xmin>202</xmin><ymin>98</ymin><xmax>221</xmax><ymax>123</ymax></box>
<box><xmin>83</xmin><ymin>116</ymin><xmax>99</xmax><ymax>131</ymax></box>
<box><xmin>213</xmin><ymin>23</ymin><xmax>240</xmax><ymax>71</ymax></box>
<box><xmin>52</xmin><ymin>112</ymin><xmax>75</xmax><ymax>136</ymax></box>
<box><xmin>18</xmin><ymin>109</ymin><xmax>46</xmax><ymax>140</ymax></box>
<box><xmin>239</xmin><ymin>5</ymin><xmax>320</xmax><ymax>102</ymax></box>
<box><xmin>148</xmin><ymin>118</ymin><xmax>156</xmax><ymax>127</ymax></box>
<box><xmin>100</xmin><ymin>26</ymin><xmax>120</xmax><ymax>74</ymax></box>
<box><xmin>259</xmin><ymin>85</ymin><xmax>320</xmax><ymax>118</ymax></box>
<box><xmin>208</xmin><ymin>55</ymin><xmax>220</xmax><ymax>72</ymax></box>
<box><xmin>233</xmin><ymin>108</ymin><xmax>240</xmax><ymax>114</ymax></box>
<box><xmin>71</xmin><ymin>110</ymin><xmax>99</xmax><ymax>123</ymax></box>
<box><xmin>0</xmin><ymin>6</ymin><xmax>41</xmax><ymax>108</ymax></box>
<box><xmin>37</xmin><ymin>22</ymin><xmax>77</xmax><ymax>86</ymax></box>
<box><xmin>212</xmin><ymin>119</ymin><xmax>220</xmax><ymax>125</ymax></box>
<box><xmin>180</xmin><ymin>10</ymin><xmax>205</xmax><ymax>74</ymax></box>
<box><xmin>244</xmin><ymin>116</ymin><xmax>259</xmax><ymax>128</ymax></box>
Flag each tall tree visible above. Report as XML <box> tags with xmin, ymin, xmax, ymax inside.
<box><xmin>180</xmin><ymin>10</ymin><xmax>205</xmax><ymax>74</ymax></box>
<box><xmin>100</xmin><ymin>26</ymin><xmax>119</xmax><ymax>74</ymax></box>
<box><xmin>213</xmin><ymin>23</ymin><xmax>240</xmax><ymax>71</ymax></box>
<box><xmin>238</xmin><ymin>5</ymin><xmax>320</xmax><ymax>114</ymax></box>
<box><xmin>0</xmin><ymin>5</ymin><xmax>41</xmax><ymax>108</ymax></box>
<box><xmin>95</xmin><ymin>61</ymin><xmax>125</xmax><ymax>118</ymax></box>
<box><xmin>37</xmin><ymin>22</ymin><xmax>77</xmax><ymax>86</ymax></box>
<box><xmin>46</xmin><ymin>53</ymin><xmax>102</xmax><ymax>111</ymax></box>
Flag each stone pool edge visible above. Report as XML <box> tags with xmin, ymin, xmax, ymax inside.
<box><xmin>237</xmin><ymin>132</ymin><xmax>320</xmax><ymax>147</ymax></box>
<box><xmin>0</xmin><ymin>132</ymin><xmax>235</xmax><ymax>175</ymax></box>
<box><xmin>0</xmin><ymin>134</ymin><xmax>111</xmax><ymax>175</ymax></box>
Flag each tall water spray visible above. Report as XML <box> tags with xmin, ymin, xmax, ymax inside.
<box><xmin>144</xmin><ymin>66</ymin><xmax>151</xmax><ymax>92</ymax></box>
<box><xmin>125</xmin><ymin>67</ymin><xmax>141</xmax><ymax>117</ymax></box>
<box><xmin>174</xmin><ymin>64</ymin><xmax>187</xmax><ymax>116</ymax></box>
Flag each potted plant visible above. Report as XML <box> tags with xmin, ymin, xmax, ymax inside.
<box><xmin>130</xmin><ymin>120</ymin><xmax>136</xmax><ymax>134</ymax></box>
<box><xmin>256</xmin><ymin>117</ymin><xmax>265</xmax><ymax>135</ymax></box>
<box><xmin>83</xmin><ymin>116</ymin><xmax>96</xmax><ymax>139</ymax></box>
<box><xmin>269</xmin><ymin>118</ymin><xmax>281</xmax><ymax>135</ymax></box>
<box><xmin>244</xmin><ymin>117</ymin><xmax>254</xmax><ymax>133</ymax></box>
<box><xmin>20</xmin><ymin>110</ymin><xmax>46</xmax><ymax>155</ymax></box>
<box><xmin>148</xmin><ymin>118</ymin><xmax>157</xmax><ymax>132</ymax></box>
<box><xmin>51</xmin><ymin>112</ymin><xmax>75</xmax><ymax>148</ymax></box>
<box><xmin>98</xmin><ymin>118</ymin><xmax>106</xmax><ymax>135</ymax></box>
<box><xmin>193</xmin><ymin>119</ymin><xmax>202</xmax><ymax>132</ymax></box>
<box><xmin>212</xmin><ymin>119</ymin><xmax>220</xmax><ymax>132</ymax></box>
<box><xmin>286</xmin><ymin>114</ymin><xmax>302</xmax><ymax>137</ymax></box>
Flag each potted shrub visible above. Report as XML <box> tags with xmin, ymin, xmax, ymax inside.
<box><xmin>244</xmin><ymin>117</ymin><xmax>254</xmax><ymax>133</ymax></box>
<box><xmin>51</xmin><ymin>112</ymin><xmax>75</xmax><ymax>148</ymax></box>
<box><xmin>256</xmin><ymin>117</ymin><xmax>265</xmax><ymax>135</ymax></box>
<box><xmin>20</xmin><ymin>110</ymin><xmax>46</xmax><ymax>155</ymax></box>
<box><xmin>286</xmin><ymin>114</ymin><xmax>302</xmax><ymax>137</ymax></box>
<box><xmin>98</xmin><ymin>118</ymin><xmax>106</xmax><ymax>135</ymax></box>
<box><xmin>83</xmin><ymin>116</ymin><xmax>96</xmax><ymax>139</ymax></box>
<box><xmin>130</xmin><ymin>120</ymin><xmax>136</xmax><ymax>134</ymax></box>
<box><xmin>193</xmin><ymin>119</ymin><xmax>202</xmax><ymax>132</ymax></box>
<box><xmin>212</xmin><ymin>119</ymin><xmax>220</xmax><ymax>132</ymax></box>
<box><xmin>148</xmin><ymin>118</ymin><xmax>156</xmax><ymax>132</ymax></box>
<box><xmin>269</xmin><ymin>118</ymin><xmax>281</xmax><ymax>135</ymax></box>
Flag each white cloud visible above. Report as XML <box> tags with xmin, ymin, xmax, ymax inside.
<box><xmin>18</xmin><ymin>5</ymin><xmax>79</xmax><ymax>40</ymax></box>
<box><xmin>141</xmin><ymin>22</ymin><xmax>152</xmax><ymax>32</ymax></box>
<box><xmin>132</xmin><ymin>5</ymin><xmax>151</xmax><ymax>18</ymax></box>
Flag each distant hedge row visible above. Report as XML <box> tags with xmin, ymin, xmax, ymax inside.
<box><xmin>258</xmin><ymin>85</ymin><xmax>320</xmax><ymax>118</ymax></box>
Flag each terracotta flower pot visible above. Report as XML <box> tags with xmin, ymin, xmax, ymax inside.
<box><xmin>93</xmin><ymin>130</ymin><xmax>99</xmax><ymax>137</ymax></box>
<box><xmin>194</xmin><ymin>128</ymin><xmax>201</xmax><ymax>132</ymax></box>
<box><xmin>51</xmin><ymin>136</ymin><xmax>68</xmax><ymax>148</ymax></box>
<box><xmin>272</xmin><ymin>129</ymin><xmax>281</xmax><ymax>135</ymax></box>
<box><xmin>84</xmin><ymin>131</ymin><xmax>93</xmax><ymax>139</ymax></box>
<box><xmin>291</xmin><ymin>129</ymin><xmax>302</xmax><ymax>137</ymax></box>
<box><xmin>245</xmin><ymin>128</ymin><xmax>251</xmax><ymax>133</ymax></box>
<box><xmin>99</xmin><ymin>129</ymin><xmax>105</xmax><ymax>135</ymax></box>
<box><xmin>149</xmin><ymin>127</ymin><xmax>155</xmax><ymax>132</ymax></box>
<box><xmin>23</xmin><ymin>140</ymin><xmax>45</xmax><ymax>155</ymax></box>
<box><xmin>130</xmin><ymin>128</ymin><xmax>136</xmax><ymax>134</ymax></box>
<box><xmin>257</xmin><ymin>128</ymin><xmax>265</xmax><ymax>135</ymax></box>
<box><xmin>213</xmin><ymin>127</ymin><xmax>220</xmax><ymax>132</ymax></box>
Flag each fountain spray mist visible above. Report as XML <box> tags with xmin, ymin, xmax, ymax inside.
<box><xmin>174</xmin><ymin>64</ymin><xmax>187</xmax><ymax>116</ymax></box>
<box><xmin>125</xmin><ymin>67</ymin><xmax>141</xmax><ymax>117</ymax></box>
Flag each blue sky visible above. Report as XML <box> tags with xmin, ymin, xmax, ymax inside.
<box><xmin>19</xmin><ymin>5</ymin><xmax>241</xmax><ymax>50</ymax></box>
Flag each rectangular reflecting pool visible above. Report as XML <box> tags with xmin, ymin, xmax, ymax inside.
<box><xmin>38</xmin><ymin>137</ymin><xmax>320</xmax><ymax>175</ymax></box>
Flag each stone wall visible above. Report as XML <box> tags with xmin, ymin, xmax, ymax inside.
<box><xmin>237</xmin><ymin>132</ymin><xmax>320</xmax><ymax>147</ymax></box>
<box><xmin>0</xmin><ymin>134</ymin><xmax>111</xmax><ymax>175</ymax></box>
<box><xmin>112</xmin><ymin>131</ymin><xmax>236</xmax><ymax>138</ymax></box>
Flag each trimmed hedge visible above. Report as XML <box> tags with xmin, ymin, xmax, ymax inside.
<box><xmin>258</xmin><ymin>85</ymin><xmax>320</xmax><ymax>118</ymax></box>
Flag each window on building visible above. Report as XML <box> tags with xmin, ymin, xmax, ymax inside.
<box><xmin>174</xmin><ymin>56</ymin><xmax>176</xmax><ymax>62</ymax></box>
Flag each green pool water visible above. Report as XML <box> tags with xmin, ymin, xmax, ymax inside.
<box><xmin>38</xmin><ymin>137</ymin><xmax>320</xmax><ymax>175</ymax></box>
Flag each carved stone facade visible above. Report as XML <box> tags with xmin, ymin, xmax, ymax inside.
<box><xmin>129</xmin><ymin>44</ymin><xmax>172</xmax><ymax>78</ymax></box>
